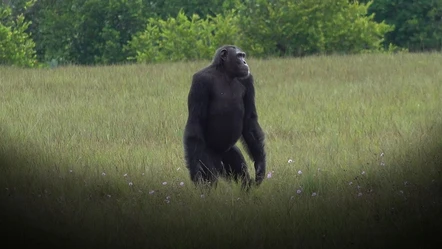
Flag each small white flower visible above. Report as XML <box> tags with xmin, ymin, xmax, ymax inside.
<box><xmin>149</xmin><ymin>190</ymin><xmax>155</xmax><ymax>195</ymax></box>
<box><xmin>200</xmin><ymin>194</ymin><xmax>205</xmax><ymax>198</ymax></box>
<box><xmin>166</xmin><ymin>196</ymin><xmax>171</xmax><ymax>200</ymax></box>
<box><xmin>361</xmin><ymin>171</ymin><xmax>366</xmax><ymax>175</ymax></box>
<box><xmin>102</xmin><ymin>172</ymin><xmax>106</xmax><ymax>176</ymax></box>
<box><xmin>296</xmin><ymin>189</ymin><xmax>302</xmax><ymax>194</ymax></box>
<box><xmin>69</xmin><ymin>169</ymin><xmax>73</xmax><ymax>173</ymax></box>
<box><xmin>179</xmin><ymin>182</ymin><xmax>184</xmax><ymax>186</ymax></box>
<box><xmin>162</xmin><ymin>182</ymin><xmax>167</xmax><ymax>185</ymax></box>
<box><xmin>266</xmin><ymin>172</ymin><xmax>272</xmax><ymax>178</ymax></box>
<box><xmin>358</xmin><ymin>192</ymin><xmax>363</xmax><ymax>197</ymax></box>
<box><xmin>288</xmin><ymin>159</ymin><xmax>293</xmax><ymax>163</ymax></box>
<box><xmin>123</xmin><ymin>173</ymin><xmax>128</xmax><ymax>177</ymax></box>
<box><xmin>297</xmin><ymin>170</ymin><xmax>302</xmax><ymax>175</ymax></box>
<box><xmin>380</xmin><ymin>152</ymin><xmax>384</xmax><ymax>157</ymax></box>
<box><xmin>165</xmin><ymin>199</ymin><xmax>170</xmax><ymax>204</ymax></box>
<box><xmin>311</xmin><ymin>192</ymin><xmax>317</xmax><ymax>197</ymax></box>
<box><xmin>128</xmin><ymin>182</ymin><xmax>133</xmax><ymax>186</ymax></box>
<box><xmin>107</xmin><ymin>194</ymin><xmax>111</xmax><ymax>198</ymax></box>
<box><xmin>349</xmin><ymin>181</ymin><xmax>353</xmax><ymax>185</ymax></box>
<box><xmin>380</xmin><ymin>162</ymin><xmax>385</xmax><ymax>166</ymax></box>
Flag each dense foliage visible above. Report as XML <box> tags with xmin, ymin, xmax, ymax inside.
<box><xmin>367</xmin><ymin>0</ymin><xmax>442</xmax><ymax>52</ymax></box>
<box><xmin>236</xmin><ymin>0</ymin><xmax>394</xmax><ymax>57</ymax></box>
<box><xmin>0</xmin><ymin>0</ymin><xmax>36</xmax><ymax>67</ymax></box>
<box><xmin>1</xmin><ymin>0</ymin><xmax>441</xmax><ymax>66</ymax></box>
<box><xmin>127</xmin><ymin>10</ymin><xmax>241</xmax><ymax>63</ymax></box>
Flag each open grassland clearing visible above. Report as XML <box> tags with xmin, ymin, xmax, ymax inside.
<box><xmin>1</xmin><ymin>52</ymin><xmax>441</xmax><ymax>248</ymax></box>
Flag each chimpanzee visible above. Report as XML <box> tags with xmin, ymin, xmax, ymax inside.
<box><xmin>183</xmin><ymin>45</ymin><xmax>266</xmax><ymax>189</ymax></box>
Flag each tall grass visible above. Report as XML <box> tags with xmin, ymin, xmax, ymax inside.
<box><xmin>1</xmin><ymin>52</ymin><xmax>441</xmax><ymax>249</ymax></box>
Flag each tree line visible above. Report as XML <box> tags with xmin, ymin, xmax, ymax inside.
<box><xmin>1</xmin><ymin>0</ymin><xmax>441</xmax><ymax>67</ymax></box>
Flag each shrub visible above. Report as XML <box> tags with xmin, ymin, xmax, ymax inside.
<box><xmin>0</xmin><ymin>0</ymin><xmax>37</xmax><ymax>67</ymax></box>
<box><xmin>236</xmin><ymin>0</ymin><xmax>394</xmax><ymax>57</ymax></box>
<box><xmin>127</xmin><ymin>10</ymin><xmax>241</xmax><ymax>63</ymax></box>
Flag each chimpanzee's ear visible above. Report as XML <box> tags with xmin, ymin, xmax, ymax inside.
<box><xmin>220</xmin><ymin>49</ymin><xmax>227</xmax><ymax>61</ymax></box>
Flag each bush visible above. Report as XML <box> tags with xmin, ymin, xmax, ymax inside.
<box><xmin>0</xmin><ymin>0</ymin><xmax>37</xmax><ymax>67</ymax></box>
<box><xmin>236</xmin><ymin>0</ymin><xmax>394</xmax><ymax>57</ymax></box>
<box><xmin>126</xmin><ymin>10</ymin><xmax>241</xmax><ymax>63</ymax></box>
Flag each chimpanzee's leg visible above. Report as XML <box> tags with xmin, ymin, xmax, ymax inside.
<box><xmin>189</xmin><ymin>148</ymin><xmax>223</xmax><ymax>187</ymax></box>
<box><xmin>221</xmin><ymin>145</ymin><xmax>251</xmax><ymax>190</ymax></box>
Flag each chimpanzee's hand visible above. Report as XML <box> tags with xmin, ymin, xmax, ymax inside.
<box><xmin>254</xmin><ymin>161</ymin><xmax>266</xmax><ymax>186</ymax></box>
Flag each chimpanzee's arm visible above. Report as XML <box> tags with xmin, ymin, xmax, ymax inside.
<box><xmin>183</xmin><ymin>74</ymin><xmax>214</xmax><ymax>182</ymax></box>
<box><xmin>241</xmin><ymin>75</ymin><xmax>266</xmax><ymax>185</ymax></box>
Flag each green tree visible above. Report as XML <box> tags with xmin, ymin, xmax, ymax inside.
<box><xmin>72</xmin><ymin>0</ymin><xmax>149</xmax><ymax>64</ymax></box>
<box><xmin>25</xmin><ymin>0</ymin><xmax>153</xmax><ymax>65</ymax></box>
<box><xmin>33</xmin><ymin>0</ymin><xmax>80</xmax><ymax>64</ymax></box>
<box><xmin>236</xmin><ymin>0</ymin><xmax>393</xmax><ymax>57</ymax></box>
<box><xmin>367</xmin><ymin>0</ymin><xmax>442</xmax><ymax>51</ymax></box>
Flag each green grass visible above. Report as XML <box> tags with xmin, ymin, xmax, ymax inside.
<box><xmin>1</xmin><ymin>52</ymin><xmax>441</xmax><ymax>249</ymax></box>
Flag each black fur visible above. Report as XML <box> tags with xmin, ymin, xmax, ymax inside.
<box><xmin>183</xmin><ymin>45</ymin><xmax>266</xmax><ymax>189</ymax></box>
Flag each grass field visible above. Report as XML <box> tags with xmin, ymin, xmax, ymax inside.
<box><xmin>1</xmin><ymin>52</ymin><xmax>442</xmax><ymax>249</ymax></box>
